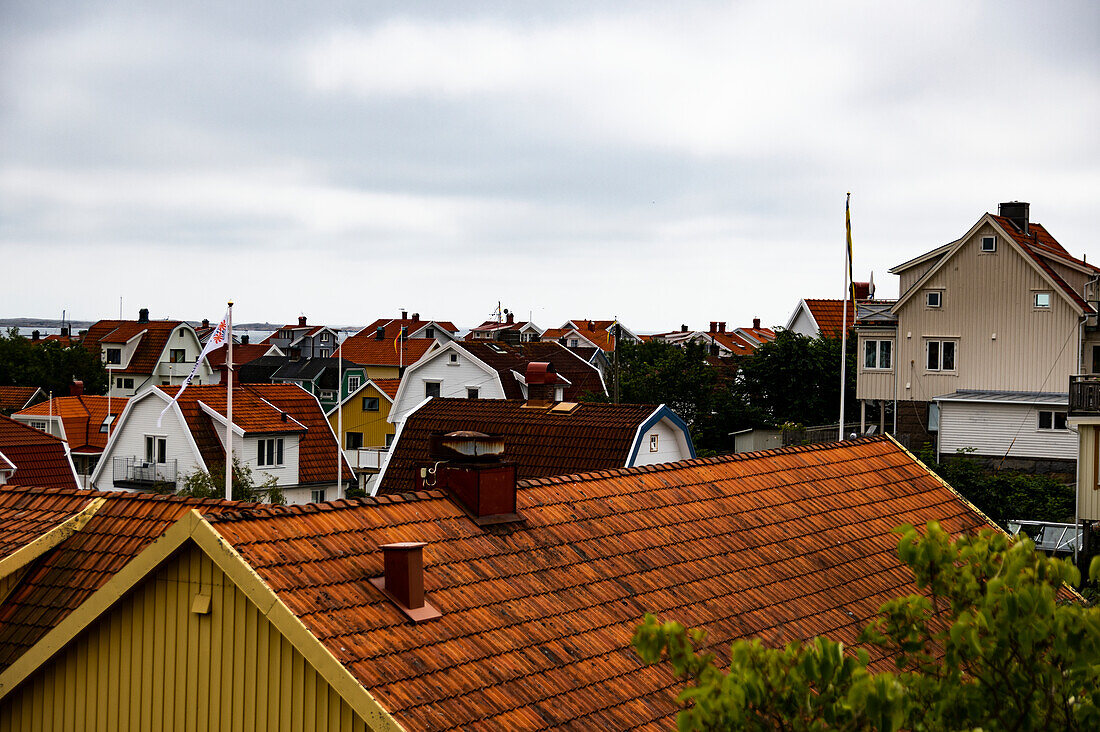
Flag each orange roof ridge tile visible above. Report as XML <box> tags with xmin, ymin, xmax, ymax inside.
<box><xmin>203</xmin><ymin>489</ymin><xmax>449</xmax><ymax>523</ymax></box>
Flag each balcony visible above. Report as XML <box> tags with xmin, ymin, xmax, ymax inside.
<box><xmin>112</xmin><ymin>456</ymin><xmax>177</xmax><ymax>488</ymax></box>
<box><xmin>344</xmin><ymin>447</ymin><xmax>389</xmax><ymax>471</ymax></box>
<box><xmin>1069</xmin><ymin>375</ymin><xmax>1100</xmax><ymax>417</ymax></box>
<box><xmin>855</xmin><ymin>301</ymin><xmax>897</xmax><ymax>326</ymax></box>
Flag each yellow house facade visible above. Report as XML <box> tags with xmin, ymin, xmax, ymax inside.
<box><xmin>327</xmin><ymin>378</ymin><xmax>401</xmax><ymax>450</ymax></box>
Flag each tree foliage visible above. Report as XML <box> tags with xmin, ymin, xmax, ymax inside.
<box><xmin>0</xmin><ymin>328</ymin><xmax>107</xmax><ymax>400</ymax></box>
<box><xmin>177</xmin><ymin>458</ymin><xmax>286</xmax><ymax>504</ymax></box>
<box><xmin>633</xmin><ymin>522</ymin><xmax>1100</xmax><ymax>731</ymax></box>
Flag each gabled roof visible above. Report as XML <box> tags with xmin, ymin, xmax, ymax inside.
<box><xmin>205</xmin><ymin>342</ymin><xmax>281</xmax><ymax>370</ymax></box>
<box><xmin>735</xmin><ymin>325</ymin><xmax>776</xmax><ymax>345</ymax></box>
<box><xmin>82</xmin><ymin>319</ymin><xmax>192</xmax><ymax>374</ymax></box>
<box><xmin>0</xmin><ymin>387</ymin><xmax>44</xmax><ymax>413</ymax></box>
<box><xmin>155</xmin><ymin>384</ymin><xmax>353</xmax><ymax>484</ymax></box>
<box><xmin>0</xmin><ymin>415</ymin><xmax>78</xmax><ymax>489</ymax></box>
<box><xmin>337</xmin><ymin>335</ymin><xmax>436</xmax><ymax>367</ymax></box>
<box><xmin>375</xmin><ymin>398</ymin><xmax>674</xmax><ymax>494</ymax></box>
<box><xmin>0</xmin><ymin>486</ymin><xmax>253</xmax><ymax>672</ymax></box>
<box><xmin>268</xmin><ymin>357</ymin><xmax>361</xmax><ymax>390</ymax></box>
<box><xmin>540</xmin><ymin>327</ymin><xmax>602</xmax><ymax>350</ymax></box>
<box><xmin>466</xmin><ymin>319</ymin><xmax>538</xmax><ymax>335</ymax></box>
<box><xmin>796</xmin><ymin>299</ymin><xmax>857</xmax><ymax>337</ymax></box>
<box><xmin>199</xmin><ymin>436</ymin><xmax>995</xmax><ymax>731</ymax></box>
<box><xmin>370</xmin><ymin>378</ymin><xmax>402</xmax><ymax>400</ymax></box>
<box><xmin>460</xmin><ymin>341</ymin><xmax>606</xmax><ymax>401</ymax></box>
<box><xmin>358</xmin><ymin>318</ymin><xmax>459</xmax><ymax>340</ymax></box>
<box><xmin>15</xmin><ymin>395</ymin><xmax>128</xmax><ymax>453</ymax></box>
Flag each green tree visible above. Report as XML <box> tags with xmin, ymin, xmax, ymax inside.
<box><xmin>0</xmin><ymin>329</ymin><xmax>107</xmax><ymax>397</ymax></box>
<box><xmin>633</xmin><ymin>522</ymin><xmax>1100</xmax><ymax>731</ymax></box>
<box><xmin>177</xmin><ymin>458</ymin><xmax>286</xmax><ymax>504</ymax></box>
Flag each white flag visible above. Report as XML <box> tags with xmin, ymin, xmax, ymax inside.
<box><xmin>158</xmin><ymin>310</ymin><xmax>230</xmax><ymax>426</ymax></box>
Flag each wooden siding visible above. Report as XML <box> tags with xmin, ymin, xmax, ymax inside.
<box><xmin>895</xmin><ymin>221</ymin><xmax>1081</xmax><ymax>399</ymax></box>
<box><xmin>633</xmin><ymin>419</ymin><xmax>692</xmax><ymax>466</ymax></box>
<box><xmin>390</xmin><ymin>351</ymin><xmax>504</xmax><ymax>424</ymax></box>
<box><xmin>0</xmin><ymin>542</ymin><xmax>373</xmax><ymax>732</ymax></box>
<box><xmin>938</xmin><ymin>401</ymin><xmax>1076</xmax><ymax>461</ymax></box>
<box><xmin>328</xmin><ymin>384</ymin><xmax>395</xmax><ymax>450</ymax></box>
<box><xmin>897</xmin><ymin>255</ymin><xmax>944</xmax><ymax>295</ymax></box>
<box><xmin>94</xmin><ymin>394</ymin><xmax>202</xmax><ymax>491</ymax></box>
<box><xmin>1077</xmin><ymin>424</ymin><xmax>1100</xmax><ymax>521</ymax></box>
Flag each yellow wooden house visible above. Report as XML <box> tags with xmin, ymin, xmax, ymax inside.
<box><xmin>328</xmin><ymin>378</ymin><xmax>401</xmax><ymax>451</ymax></box>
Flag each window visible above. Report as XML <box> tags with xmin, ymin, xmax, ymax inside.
<box><xmin>569</xmin><ymin>339</ymin><xmax>579</xmax><ymax>347</ymax></box>
<box><xmin>178</xmin><ymin>328</ymin><xmax>185</xmax><ymax>338</ymax></box>
<box><xmin>347</xmin><ymin>376</ymin><xmax>361</xmax><ymax>392</ymax></box>
<box><xmin>649</xmin><ymin>434</ymin><xmax>659</xmax><ymax>452</ymax></box>
<box><xmin>426</xmin><ymin>328</ymin><xmax>435</xmax><ymax>338</ymax></box>
<box><xmin>1038</xmin><ymin>411</ymin><xmax>1067</xmax><ymax>430</ymax></box>
<box><xmin>863</xmin><ymin>340</ymin><xmax>892</xmax><ymax>370</ymax></box>
<box><xmin>926</xmin><ymin>340</ymin><xmax>956</xmax><ymax>371</ymax></box>
<box><xmin>144</xmin><ymin>436</ymin><xmax>166</xmax><ymax>464</ymax></box>
<box><xmin>425</xmin><ymin>382</ymin><xmax>441</xmax><ymax>398</ymax></box>
<box><xmin>320</xmin><ymin>333</ymin><xmax>328</xmax><ymax>342</ymax></box>
<box><xmin>30</xmin><ymin>420</ymin><xmax>48</xmax><ymax>432</ymax></box>
<box><xmin>279</xmin><ymin>330</ymin><xmax>290</xmax><ymax>339</ymax></box>
<box><xmin>319</xmin><ymin>390</ymin><xmax>337</xmax><ymax>401</ymax></box>
<box><xmin>385</xmin><ymin>432</ymin><xmax>395</xmax><ymax>447</ymax></box>
<box><xmin>105</xmin><ymin>348</ymin><xmax>121</xmax><ymax>365</ymax></box>
<box><xmin>467</xmin><ymin>388</ymin><xmax>479</xmax><ymax>399</ymax></box>
<box><xmin>925</xmin><ymin>291</ymin><xmax>942</xmax><ymax>308</ymax></box>
<box><xmin>116</xmin><ymin>377</ymin><xmax>134</xmax><ymax>390</ymax></box>
<box><xmin>100</xmin><ymin>414</ymin><xmax>116</xmax><ymax>433</ymax></box>
<box><xmin>981</xmin><ymin>236</ymin><xmax>997</xmax><ymax>252</ymax></box>
<box><xmin>170</xmin><ymin>349</ymin><xmax>186</xmax><ymax>363</ymax></box>
<box><xmin>361</xmin><ymin>396</ymin><xmax>379</xmax><ymax>412</ymax></box>
<box><xmin>310</xmin><ymin>489</ymin><xmax>326</xmax><ymax>503</ymax></box>
<box><xmin>319</xmin><ymin>349</ymin><xmax>330</xmax><ymax>358</ymax></box>
<box><xmin>258</xmin><ymin>438</ymin><xmax>284</xmax><ymax>466</ymax></box>
<box><xmin>449</xmin><ymin>353</ymin><xmax>458</xmax><ymax>363</ymax></box>
<box><xmin>345</xmin><ymin>431</ymin><xmax>363</xmax><ymax>449</ymax></box>
<box><xmin>1034</xmin><ymin>292</ymin><xmax>1051</xmax><ymax>308</ymax></box>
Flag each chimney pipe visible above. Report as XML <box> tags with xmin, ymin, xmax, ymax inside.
<box><xmin>298</xmin><ymin>316</ymin><xmax>307</xmax><ymax>327</ymax></box>
<box><xmin>138</xmin><ymin>308</ymin><xmax>149</xmax><ymax>323</ymax></box>
<box><xmin>401</xmin><ymin>310</ymin><xmax>408</xmax><ymax>320</ymax></box>
<box><xmin>241</xmin><ymin>335</ymin><xmax>249</xmax><ymax>345</ymax></box>
<box><xmin>506</xmin><ymin>312</ymin><xmax>514</xmax><ymax>324</ymax></box>
<box><xmin>369</xmin><ymin>542</ymin><xmax>441</xmax><ymax>623</ymax></box>
<box><xmin>70</xmin><ymin>380</ymin><xmax>83</xmax><ymax>396</ymax></box>
<box><xmin>752</xmin><ymin>317</ymin><xmax>761</xmax><ymax>329</ymax></box>
<box><xmin>998</xmin><ymin>201</ymin><xmax>1030</xmax><ymax>236</ymax></box>
<box><xmin>412</xmin><ymin>313</ymin><xmax>420</xmax><ymax>322</ymax></box>
<box><xmin>709</xmin><ymin>321</ymin><xmax>717</xmax><ymax>333</ymax></box>
<box><xmin>202</xmin><ymin>318</ymin><xmax>210</xmax><ymax>328</ymax></box>
<box><xmin>31</xmin><ymin>330</ymin><xmax>40</xmax><ymax>341</ymax></box>
<box><xmin>60</xmin><ymin>325</ymin><xmax>70</xmax><ymax>337</ymax></box>
<box><xmin>524</xmin><ymin>362</ymin><xmax>557</xmax><ymax>406</ymax></box>
<box><xmin>681</xmin><ymin>324</ymin><xmax>688</xmax><ymax>332</ymax></box>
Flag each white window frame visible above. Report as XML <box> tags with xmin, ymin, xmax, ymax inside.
<box><xmin>925</xmin><ymin>291</ymin><xmax>942</xmax><ymax>308</ymax></box>
<box><xmin>925</xmin><ymin>339</ymin><xmax>957</xmax><ymax>372</ymax></box>
<box><xmin>29</xmin><ymin>420</ymin><xmax>48</xmax><ymax>432</ymax></box>
<box><xmin>649</xmin><ymin>434</ymin><xmax>659</xmax><ymax>452</ymax></box>
<box><xmin>980</xmin><ymin>236</ymin><xmax>997</xmax><ymax>252</ymax></box>
<box><xmin>1037</xmin><ymin>410</ymin><xmax>1067</xmax><ymax>431</ymax></box>
<box><xmin>467</xmin><ymin>387</ymin><xmax>479</xmax><ymax>399</ymax></box>
<box><xmin>144</xmin><ymin>435</ymin><xmax>167</xmax><ymax>464</ymax></box>
<box><xmin>310</xmin><ymin>489</ymin><xmax>326</xmax><ymax>503</ymax></box>
<box><xmin>863</xmin><ymin>339</ymin><xmax>893</xmax><ymax>370</ymax></box>
<box><xmin>347</xmin><ymin>375</ymin><xmax>361</xmax><ymax>392</ymax></box>
<box><xmin>1034</xmin><ymin>291</ymin><xmax>1052</xmax><ymax>309</ymax></box>
<box><xmin>257</xmin><ymin>437</ymin><xmax>284</xmax><ymax>467</ymax></box>
<box><xmin>424</xmin><ymin>381</ymin><xmax>441</xmax><ymax>398</ymax></box>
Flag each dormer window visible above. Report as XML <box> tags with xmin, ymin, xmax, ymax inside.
<box><xmin>925</xmin><ymin>291</ymin><xmax>942</xmax><ymax>308</ymax></box>
<box><xmin>105</xmin><ymin>348</ymin><xmax>121</xmax><ymax>365</ymax></box>
<box><xmin>426</xmin><ymin>327</ymin><xmax>435</xmax><ymax>338</ymax></box>
<box><xmin>981</xmin><ymin>236</ymin><xmax>996</xmax><ymax>252</ymax></box>
<box><xmin>1034</xmin><ymin>292</ymin><xmax>1052</xmax><ymax>309</ymax></box>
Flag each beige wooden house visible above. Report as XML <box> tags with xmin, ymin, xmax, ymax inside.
<box><xmin>855</xmin><ymin>202</ymin><xmax>1100</xmax><ymax>472</ymax></box>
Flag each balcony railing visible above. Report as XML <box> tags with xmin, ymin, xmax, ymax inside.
<box><xmin>112</xmin><ymin>456</ymin><xmax>177</xmax><ymax>487</ymax></box>
<box><xmin>344</xmin><ymin>447</ymin><xmax>388</xmax><ymax>471</ymax></box>
<box><xmin>855</xmin><ymin>301</ymin><xmax>898</xmax><ymax>325</ymax></box>
<box><xmin>1069</xmin><ymin>375</ymin><xmax>1100</xmax><ymax>417</ymax></box>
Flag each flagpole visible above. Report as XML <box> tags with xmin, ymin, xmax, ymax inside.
<box><xmin>839</xmin><ymin>193</ymin><xmax>851</xmax><ymax>442</ymax></box>
<box><xmin>337</xmin><ymin>329</ymin><xmax>343</xmax><ymax>498</ymax></box>
<box><xmin>225</xmin><ymin>301</ymin><xmax>233</xmax><ymax>500</ymax></box>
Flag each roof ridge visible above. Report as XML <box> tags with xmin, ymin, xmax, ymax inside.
<box><xmin>516</xmin><ymin>435</ymin><xmax>891</xmax><ymax>488</ymax></box>
<box><xmin>203</xmin><ymin>489</ymin><xmax>449</xmax><ymax>523</ymax></box>
<box><xmin>0</xmin><ymin>483</ymin><xmax>260</xmax><ymax>507</ymax></box>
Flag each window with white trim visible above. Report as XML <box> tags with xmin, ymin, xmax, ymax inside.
<box><xmin>347</xmin><ymin>375</ymin><xmax>361</xmax><ymax>392</ymax></box>
<box><xmin>925</xmin><ymin>291</ymin><xmax>942</xmax><ymax>308</ymax></box>
<box><xmin>257</xmin><ymin>438</ymin><xmax>284</xmax><ymax>466</ymax></box>
<box><xmin>467</xmin><ymin>388</ymin><xmax>479</xmax><ymax>399</ymax></box>
<box><xmin>863</xmin><ymin>340</ymin><xmax>892</xmax><ymax>370</ymax></box>
<box><xmin>105</xmin><ymin>348</ymin><xmax>121</xmax><ymax>365</ymax></box>
<box><xmin>425</xmin><ymin>382</ymin><xmax>441</xmax><ymax>398</ymax></box>
<box><xmin>980</xmin><ymin>236</ymin><xmax>996</xmax><ymax>252</ymax></box>
<box><xmin>1034</xmin><ymin>292</ymin><xmax>1052</xmax><ymax>309</ymax></box>
<box><xmin>1038</xmin><ymin>411</ymin><xmax>1067</xmax><ymax>430</ymax></box>
<box><xmin>170</xmin><ymin>348</ymin><xmax>187</xmax><ymax>363</ymax></box>
<box><xmin>29</xmin><ymin>420</ymin><xmax>48</xmax><ymax>432</ymax></box>
<box><xmin>144</xmin><ymin>435</ymin><xmax>166</xmax><ymax>464</ymax></box>
<box><xmin>649</xmin><ymin>434</ymin><xmax>659</xmax><ymax>452</ymax></box>
<box><xmin>310</xmin><ymin>489</ymin><xmax>326</xmax><ymax>503</ymax></box>
<box><xmin>426</xmin><ymin>328</ymin><xmax>435</xmax><ymax>338</ymax></box>
<box><xmin>926</xmin><ymin>340</ymin><xmax>957</xmax><ymax>371</ymax></box>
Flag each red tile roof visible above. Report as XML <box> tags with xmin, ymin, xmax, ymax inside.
<box><xmin>376</xmin><ymin>399</ymin><xmax>662</xmax><ymax>494</ymax></box>
<box><xmin>739</xmin><ymin>326</ymin><xmax>776</xmax><ymax>342</ymax></box>
<box><xmin>360</xmin><ymin>318</ymin><xmax>459</xmax><ymax>340</ymax></box>
<box><xmin>338</xmin><ymin>335</ymin><xmax>436</xmax><ymax>367</ymax></box>
<box><xmin>205</xmin><ymin>436</ymin><xmax>994</xmax><ymax>731</ymax></box>
<box><xmin>709</xmin><ymin>331</ymin><xmax>757</xmax><ymax>355</ymax></box>
<box><xmin>16</xmin><ymin>396</ymin><xmax>128</xmax><ymax>453</ymax></box>
<box><xmin>82</xmin><ymin>319</ymin><xmax>187</xmax><ymax>375</ymax></box>
<box><xmin>370</xmin><ymin>378</ymin><xmax>402</xmax><ymax>400</ymax></box>
<box><xmin>0</xmin><ymin>387</ymin><xmax>43</xmax><ymax>413</ymax></box>
<box><xmin>0</xmin><ymin>415</ymin><xmax>77</xmax><ymax>489</ymax></box>
<box><xmin>157</xmin><ymin>384</ymin><xmax>352</xmax><ymax>485</ymax></box>
<box><xmin>991</xmin><ymin>216</ymin><xmax>1097</xmax><ymax>312</ymax></box>
<box><xmin>460</xmin><ymin>341</ymin><xmax>606</xmax><ymax>401</ymax></box>
<box><xmin>205</xmin><ymin>342</ymin><xmax>278</xmax><ymax>370</ymax></box>
<box><xmin>0</xmin><ymin>486</ymin><xmax>255</xmax><ymax>671</ymax></box>
<box><xmin>0</xmin><ymin>485</ymin><xmax>95</xmax><ymax>560</ymax></box>
<box><xmin>804</xmin><ymin>299</ymin><xmax>857</xmax><ymax>337</ymax></box>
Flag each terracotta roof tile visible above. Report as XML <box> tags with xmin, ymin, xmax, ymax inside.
<box><xmin>205</xmin><ymin>342</ymin><xmax>275</xmax><ymax>369</ymax></box>
<box><xmin>0</xmin><ymin>415</ymin><xmax>77</xmax><ymax>489</ymax></box>
<box><xmin>804</xmin><ymin>299</ymin><xmax>857</xmax><ymax>337</ymax></box>
<box><xmin>370</xmin><ymin>379</ymin><xmax>402</xmax><ymax>399</ymax></box>
<box><xmin>0</xmin><ymin>485</ymin><xmax>95</xmax><ymax>560</ymax></box>
<box><xmin>377</xmin><ymin>399</ymin><xmax>661</xmax><ymax>494</ymax></box>
<box><xmin>0</xmin><ymin>486</ymin><xmax>256</xmax><ymax>671</ymax></box>
<box><xmin>360</xmin><ymin>318</ymin><xmax>460</xmax><ymax>339</ymax></box>
<box><xmin>206</xmin><ymin>436</ymin><xmax>994</xmax><ymax>731</ymax></box>
<box><xmin>991</xmin><ymin>216</ymin><xmax>1097</xmax><ymax>312</ymax></box>
<box><xmin>16</xmin><ymin>396</ymin><xmax>128</xmax><ymax>453</ymax></box>
<box><xmin>82</xmin><ymin>319</ymin><xmax>188</xmax><ymax>375</ymax></box>
<box><xmin>0</xmin><ymin>387</ymin><xmax>43</xmax><ymax>412</ymax></box>
<box><xmin>460</xmin><ymin>342</ymin><xmax>605</xmax><ymax>401</ymax></box>
<box><xmin>338</xmin><ymin>336</ymin><xmax>436</xmax><ymax>367</ymax></box>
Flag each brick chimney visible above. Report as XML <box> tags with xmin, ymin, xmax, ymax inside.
<box><xmin>31</xmin><ymin>330</ymin><xmax>40</xmax><ymax>341</ymax></box>
<box><xmin>681</xmin><ymin>324</ymin><xmax>688</xmax><ymax>332</ymax></box>
<box><xmin>401</xmin><ymin>310</ymin><xmax>408</xmax><ymax>320</ymax></box>
<box><xmin>425</xmin><ymin>431</ymin><xmax>522</xmax><ymax>526</ymax></box>
<box><xmin>709</xmin><ymin>321</ymin><xmax>717</xmax><ymax>333</ymax></box>
<box><xmin>368</xmin><ymin>543</ymin><xmax>441</xmax><ymax>623</ymax></box>
<box><xmin>138</xmin><ymin>308</ymin><xmax>149</xmax><ymax>323</ymax></box>
<box><xmin>298</xmin><ymin>316</ymin><xmax>307</xmax><ymax>327</ymax></box>
<box><xmin>241</xmin><ymin>335</ymin><xmax>249</xmax><ymax>345</ymax></box>
<box><xmin>412</xmin><ymin>313</ymin><xmax>420</xmax><ymax>323</ymax></box>
<box><xmin>70</xmin><ymin>380</ymin><xmax>83</xmax><ymax>396</ymax></box>
<box><xmin>752</xmin><ymin>317</ymin><xmax>761</xmax><ymax>329</ymax></box>
<box><xmin>998</xmin><ymin>201</ymin><xmax>1030</xmax><ymax>235</ymax></box>
<box><xmin>506</xmin><ymin>312</ymin><xmax>514</xmax><ymax>324</ymax></box>
<box><xmin>202</xmin><ymin>318</ymin><xmax>210</xmax><ymax>328</ymax></box>
<box><xmin>719</xmin><ymin>322</ymin><xmax>726</xmax><ymax>333</ymax></box>
<box><xmin>525</xmin><ymin>362</ymin><xmax>557</xmax><ymax>406</ymax></box>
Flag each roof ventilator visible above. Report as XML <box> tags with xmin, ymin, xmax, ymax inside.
<box><xmin>369</xmin><ymin>542</ymin><xmax>441</xmax><ymax>623</ymax></box>
<box><xmin>422</xmin><ymin>430</ymin><xmax>523</xmax><ymax>526</ymax></box>
<box><xmin>523</xmin><ymin>361</ymin><xmax>558</xmax><ymax>408</ymax></box>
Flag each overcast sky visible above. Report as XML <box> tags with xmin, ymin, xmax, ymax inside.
<box><xmin>1</xmin><ymin>1</ymin><xmax>1097</xmax><ymax>333</ymax></box>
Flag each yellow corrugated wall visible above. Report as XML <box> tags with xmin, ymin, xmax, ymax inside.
<box><xmin>0</xmin><ymin>543</ymin><xmax>374</xmax><ymax>732</ymax></box>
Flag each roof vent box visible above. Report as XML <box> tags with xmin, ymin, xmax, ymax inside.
<box><xmin>998</xmin><ymin>201</ymin><xmax>1030</xmax><ymax>235</ymax></box>
<box><xmin>441</xmin><ymin>463</ymin><xmax>520</xmax><ymax>525</ymax></box>
<box><xmin>369</xmin><ymin>542</ymin><xmax>441</xmax><ymax>623</ymax></box>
